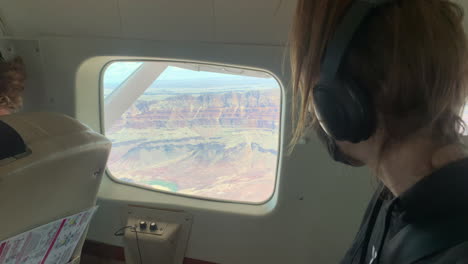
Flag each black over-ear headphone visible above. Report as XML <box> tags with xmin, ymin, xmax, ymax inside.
<box><xmin>313</xmin><ymin>0</ymin><xmax>392</xmax><ymax>143</ymax></box>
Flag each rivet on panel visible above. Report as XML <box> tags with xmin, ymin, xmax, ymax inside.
<box><xmin>93</xmin><ymin>168</ymin><xmax>103</xmax><ymax>178</ymax></box>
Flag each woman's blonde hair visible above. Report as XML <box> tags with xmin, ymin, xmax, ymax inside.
<box><xmin>0</xmin><ymin>56</ymin><xmax>26</xmax><ymax>112</ymax></box>
<box><xmin>289</xmin><ymin>0</ymin><xmax>468</xmax><ymax>151</ymax></box>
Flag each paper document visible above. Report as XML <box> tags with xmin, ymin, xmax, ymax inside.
<box><xmin>0</xmin><ymin>206</ymin><xmax>98</xmax><ymax>264</ymax></box>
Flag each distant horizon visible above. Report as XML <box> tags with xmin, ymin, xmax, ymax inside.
<box><xmin>103</xmin><ymin>63</ymin><xmax>280</xmax><ymax>97</ymax></box>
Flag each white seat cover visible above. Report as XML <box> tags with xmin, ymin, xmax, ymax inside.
<box><xmin>0</xmin><ymin>112</ymin><xmax>111</xmax><ymax>261</ymax></box>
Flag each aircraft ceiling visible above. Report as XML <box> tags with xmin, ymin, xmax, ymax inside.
<box><xmin>0</xmin><ymin>0</ymin><xmax>296</xmax><ymax>45</ymax></box>
<box><xmin>1</xmin><ymin>0</ymin><xmax>467</xmax><ymax>45</ymax></box>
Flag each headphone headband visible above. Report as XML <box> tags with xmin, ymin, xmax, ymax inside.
<box><xmin>320</xmin><ymin>0</ymin><xmax>393</xmax><ymax>82</ymax></box>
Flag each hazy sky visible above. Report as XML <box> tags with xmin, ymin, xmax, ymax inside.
<box><xmin>103</xmin><ymin>62</ymin><xmax>278</xmax><ymax>87</ymax></box>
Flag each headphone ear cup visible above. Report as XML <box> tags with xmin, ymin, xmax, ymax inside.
<box><xmin>313</xmin><ymin>80</ymin><xmax>375</xmax><ymax>143</ymax></box>
<box><xmin>345</xmin><ymin>81</ymin><xmax>375</xmax><ymax>141</ymax></box>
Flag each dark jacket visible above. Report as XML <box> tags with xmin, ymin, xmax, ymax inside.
<box><xmin>340</xmin><ymin>158</ymin><xmax>468</xmax><ymax>264</ymax></box>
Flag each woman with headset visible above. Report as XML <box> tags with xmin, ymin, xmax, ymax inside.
<box><xmin>289</xmin><ymin>0</ymin><xmax>468</xmax><ymax>263</ymax></box>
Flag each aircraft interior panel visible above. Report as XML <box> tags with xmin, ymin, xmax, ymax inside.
<box><xmin>1</xmin><ymin>0</ymin><xmax>468</xmax><ymax>263</ymax></box>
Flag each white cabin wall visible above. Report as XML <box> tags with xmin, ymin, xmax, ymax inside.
<box><xmin>6</xmin><ymin>0</ymin><xmax>468</xmax><ymax>263</ymax></box>
<box><xmin>0</xmin><ymin>0</ymin><xmax>296</xmax><ymax>46</ymax></box>
<box><xmin>14</xmin><ymin>36</ymin><xmax>374</xmax><ymax>264</ymax></box>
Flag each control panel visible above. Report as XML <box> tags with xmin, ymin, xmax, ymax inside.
<box><xmin>132</xmin><ymin>219</ymin><xmax>169</xmax><ymax>236</ymax></box>
<box><xmin>122</xmin><ymin>206</ymin><xmax>193</xmax><ymax>264</ymax></box>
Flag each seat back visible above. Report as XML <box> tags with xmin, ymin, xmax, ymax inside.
<box><xmin>0</xmin><ymin>112</ymin><xmax>111</xmax><ymax>262</ymax></box>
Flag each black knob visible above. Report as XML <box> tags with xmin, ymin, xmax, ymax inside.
<box><xmin>139</xmin><ymin>221</ymin><xmax>147</xmax><ymax>229</ymax></box>
<box><xmin>150</xmin><ymin>222</ymin><xmax>158</xmax><ymax>231</ymax></box>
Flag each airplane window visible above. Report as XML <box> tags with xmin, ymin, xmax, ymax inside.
<box><xmin>102</xmin><ymin>61</ymin><xmax>281</xmax><ymax>203</ymax></box>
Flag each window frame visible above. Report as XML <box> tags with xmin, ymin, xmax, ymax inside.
<box><xmin>99</xmin><ymin>59</ymin><xmax>284</xmax><ymax>205</ymax></box>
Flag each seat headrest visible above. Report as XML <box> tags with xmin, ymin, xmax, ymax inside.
<box><xmin>0</xmin><ymin>120</ymin><xmax>26</xmax><ymax>160</ymax></box>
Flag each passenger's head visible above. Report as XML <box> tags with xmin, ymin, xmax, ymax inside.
<box><xmin>0</xmin><ymin>56</ymin><xmax>26</xmax><ymax>115</ymax></box>
<box><xmin>289</xmin><ymin>0</ymin><xmax>468</xmax><ymax>165</ymax></box>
